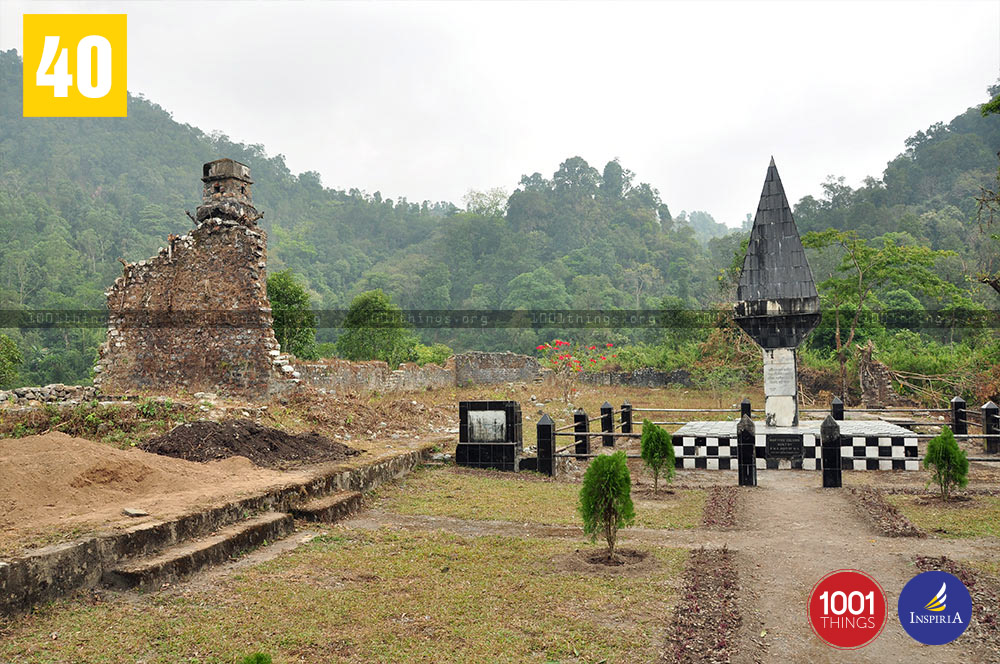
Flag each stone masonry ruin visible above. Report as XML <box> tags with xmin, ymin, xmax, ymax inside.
<box><xmin>94</xmin><ymin>159</ymin><xmax>298</xmax><ymax>397</ymax></box>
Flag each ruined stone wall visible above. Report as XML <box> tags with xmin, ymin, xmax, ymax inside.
<box><xmin>296</xmin><ymin>352</ymin><xmax>540</xmax><ymax>394</ymax></box>
<box><xmin>295</xmin><ymin>359</ymin><xmax>395</xmax><ymax>393</ymax></box>
<box><xmin>453</xmin><ymin>351</ymin><xmax>541</xmax><ymax>386</ymax></box>
<box><xmin>576</xmin><ymin>368</ymin><xmax>693</xmax><ymax>388</ymax></box>
<box><xmin>296</xmin><ymin>358</ymin><xmax>454</xmax><ymax>394</ymax></box>
<box><xmin>94</xmin><ymin>218</ymin><xmax>289</xmax><ymax>397</ymax></box>
<box><xmin>0</xmin><ymin>384</ymin><xmax>97</xmax><ymax>406</ymax></box>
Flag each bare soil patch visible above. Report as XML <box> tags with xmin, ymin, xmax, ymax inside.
<box><xmin>848</xmin><ymin>486</ymin><xmax>925</xmax><ymax>537</ymax></box>
<box><xmin>0</xmin><ymin>432</ymin><xmax>298</xmax><ymax>556</ymax></box>
<box><xmin>552</xmin><ymin>547</ymin><xmax>656</xmax><ymax>576</ymax></box>
<box><xmin>631</xmin><ymin>487</ymin><xmax>678</xmax><ymax>499</ymax></box>
<box><xmin>141</xmin><ymin>419</ymin><xmax>359</xmax><ymax>468</ymax></box>
<box><xmin>701</xmin><ymin>486</ymin><xmax>741</xmax><ymax>529</ymax></box>
<box><xmin>583</xmin><ymin>547</ymin><xmax>648</xmax><ymax>566</ymax></box>
<box><xmin>667</xmin><ymin>546</ymin><xmax>742</xmax><ymax>663</ymax></box>
<box><xmin>912</xmin><ymin>494</ymin><xmax>974</xmax><ymax>506</ymax></box>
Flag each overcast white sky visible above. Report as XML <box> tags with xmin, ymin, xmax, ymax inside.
<box><xmin>2</xmin><ymin>1</ymin><xmax>999</xmax><ymax>226</ymax></box>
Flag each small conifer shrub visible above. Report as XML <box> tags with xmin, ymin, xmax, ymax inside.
<box><xmin>923</xmin><ymin>426</ymin><xmax>968</xmax><ymax>500</ymax></box>
<box><xmin>578</xmin><ymin>451</ymin><xmax>635</xmax><ymax>559</ymax></box>
<box><xmin>640</xmin><ymin>419</ymin><xmax>675</xmax><ymax>492</ymax></box>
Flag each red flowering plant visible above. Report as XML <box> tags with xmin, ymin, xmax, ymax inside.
<box><xmin>535</xmin><ymin>339</ymin><xmax>618</xmax><ymax>401</ymax></box>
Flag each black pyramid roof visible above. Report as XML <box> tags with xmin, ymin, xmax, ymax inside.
<box><xmin>737</xmin><ymin>158</ymin><xmax>819</xmax><ymax>304</ymax></box>
<box><xmin>734</xmin><ymin>158</ymin><xmax>820</xmax><ymax>348</ymax></box>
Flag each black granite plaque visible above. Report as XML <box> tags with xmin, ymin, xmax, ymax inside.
<box><xmin>766</xmin><ymin>434</ymin><xmax>803</xmax><ymax>459</ymax></box>
<box><xmin>457</xmin><ymin>400</ymin><xmax>522</xmax><ymax>471</ymax></box>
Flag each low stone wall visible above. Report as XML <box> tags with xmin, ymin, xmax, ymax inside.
<box><xmin>0</xmin><ymin>384</ymin><xmax>97</xmax><ymax>406</ymax></box>
<box><xmin>297</xmin><ymin>352</ymin><xmax>541</xmax><ymax>394</ymax></box>
<box><xmin>576</xmin><ymin>368</ymin><xmax>693</xmax><ymax>388</ymax></box>
<box><xmin>296</xmin><ymin>358</ymin><xmax>454</xmax><ymax>394</ymax></box>
<box><xmin>454</xmin><ymin>351</ymin><xmax>541</xmax><ymax>386</ymax></box>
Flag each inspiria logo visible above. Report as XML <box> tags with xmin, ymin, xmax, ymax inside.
<box><xmin>924</xmin><ymin>582</ymin><xmax>947</xmax><ymax>612</ymax></box>
<box><xmin>898</xmin><ymin>571</ymin><xmax>972</xmax><ymax>645</ymax></box>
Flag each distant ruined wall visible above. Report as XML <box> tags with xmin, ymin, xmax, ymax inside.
<box><xmin>296</xmin><ymin>358</ymin><xmax>454</xmax><ymax>394</ymax></box>
<box><xmin>576</xmin><ymin>368</ymin><xmax>693</xmax><ymax>388</ymax></box>
<box><xmin>94</xmin><ymin>159</ymin><xmax>296</xmax><ymax>398</ymax></box>
<box><xmin>453</xmin><ymin>351</ymin><xmax>541</xmax><ymax>386</ymax></box>
<box><xmin>296</xmin><ymin>352</ymin><xmax>540</xmax><ymax>394</ymax></box>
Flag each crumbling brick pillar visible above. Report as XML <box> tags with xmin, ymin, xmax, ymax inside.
<box><xmin>94</xmin><ymin>159</ymin><xmax>295</xmax><ymax>397</ymax></box>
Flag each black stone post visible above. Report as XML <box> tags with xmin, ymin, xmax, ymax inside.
<box><xmin>951</xmin><ymin>396</ymin><xmax>968</xmax><ymax>436</ymax></box>
<box><xmin>601</xmin><ymin>401</ymin><xmax>614</xmax><ymax>447</ymax></box>
<box><xmin>737</xmin><ymin>415</ymin><xmax>756</xmax><ymax>487</ymax></box>
<box><xmin>574</xmin><ymin>408</ymin><xmax>589</xmax><ymax>456</ymax></box>
<box><xmin>740</xmin><ymin>397</ymin><xmax>752</xmax><ymax>419</ymax></box>
<box><xmin>620</xmin><ymin>401</ymin><xmax>632</xmax><ymax>434</ymax></box>
<box><xmin>537</xmin><ymin>414</ymin><xmax>554</xmax><ymax>477</ymax></box>
<box><xmin>821</xmin><ymin>415</ymin><xmax>842</xmax><ymax>488</ymax></box>
<box><xmin>831</xmin><ymin>396</ymin><xmax>844</xmax><ymax>421</ymax></box>
<box><xmin>983</xmin><ymin>401</ymin><xmax>999</xmax><ymax>454</ymax></box>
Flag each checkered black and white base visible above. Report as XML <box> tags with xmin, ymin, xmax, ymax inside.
<box><xmin>670</xmin><ymin>420</ymin><xmax>919</xmax><ymax>471</ymax></box>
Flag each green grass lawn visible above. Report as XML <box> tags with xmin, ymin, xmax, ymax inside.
<box><xmin>376</xmin><ymin>466</ymin><xmax>705</xmax><ymax>530</ymax></box>
<box><xmin>885</xmin><ymin>494</ymin><xmax>1000</xmax><ymax>538</ymax></box>
<box><xmin>1</xmin><ymin>529</ymin><xmax>687</xmax><ymax>664</ymax></box>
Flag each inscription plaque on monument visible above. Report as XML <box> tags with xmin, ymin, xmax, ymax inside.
<box><xmin>458</xmin><ymin>401</ymin><xmax>522</xmax><ymax>471</ymax></box>
<box><xmin>766</xmin><ymin>434</ymin><xmax>803</xmax><ymax>459</ymax></box>
<box><xmin>468</xmin><ymin>410</ymin><xmax>505</xmax><ymax>442</ymax></box>
<box><xmin>763</xmin><ymin>349</ymin><xmax>797</xmax><ymax>395</ymax></box>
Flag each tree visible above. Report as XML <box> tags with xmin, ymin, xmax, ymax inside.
<box><xmin>923</xmin><ymin>426</ymin><xmax>969</xmax><ymax>500</ymax></box>
<box><xmin>640</xmin><ymin>420</ymin><xmax>674</xmax><ymax>492</ymax></box>
<box><xmin>802</xmin><ymin>230</ymin><xmax>959</xmax><ymax>400</ymax></box>
<box><xmin>578</xmin><ymin>451</ymin><xmax>635</xmax><ymax>560</ymax></box>
<box><xmin>500</xmin><ymin>267</ymin><xmax>570</xmax><ymax>310</ymax></box>
<box><xmin>336</xmin><ymin>289</ymin><xmax>417</xmax><ymax>368</ymax></box>
<box><xmin>266</xmin><ymin>269</ymin><xmax>317</xmax><ymax>359</ymax></box>
<box><xmin>0</xmin><ymin>334</ymin><xmax>22</xmax><ymax>388</ymax></box>
<box><xmin>975</xmin><ymin>86</ymin><xmax>1000</xmax><ymax>295</ymax></box>
<box><xmin>623</xmin><ymin>263</ymin><xmax>660</xmax><ymax>309</ymax></box>
<box><xmin>463</xmin><ymin>187</ymin><xmax>509</xmax><ymax>217</ymax></box>
<box><xmin>600</xmin><ymin>159</ymin><xmax>632</xmax><ymax>200</ymax></box>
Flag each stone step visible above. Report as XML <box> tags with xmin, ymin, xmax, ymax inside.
<box><xmin>290</xmin><ymin>491</ymin><xmax>363</xmax><ymax>523</ymax></box>
<box><xmin>102</xmin><ymin>512</ymin><xmax>294</xmax><ymax>591</ymax></box>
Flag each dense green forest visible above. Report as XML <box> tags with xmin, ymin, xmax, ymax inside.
<box><xmin>1</xmin><ymin>47</ymin><xmax>999</xmax><ymax>399</ymax></box>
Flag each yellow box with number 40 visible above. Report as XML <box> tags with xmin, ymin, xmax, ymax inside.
<box><xmin>22</xmin><ymin>14</ymin><xmax>127</xmax><ymax>117</ymax></box>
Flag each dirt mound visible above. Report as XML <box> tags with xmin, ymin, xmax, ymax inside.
<box><xmin>0</xmin><ymin>432</ymin><xmax>298</xmax><ymax>556</ymax></box>
<box><xmin>141</xmin><ymin>420</ymin><xmax>360</xmax><ymax>468</ymax></box>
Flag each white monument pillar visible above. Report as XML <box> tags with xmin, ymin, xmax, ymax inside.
<box><xmin>763</xmin><ymin>347</ymin><xmax>798</xmax><ymax>427</ymax></box>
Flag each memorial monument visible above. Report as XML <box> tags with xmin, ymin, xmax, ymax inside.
<box><xmin>670</xmin><ymin>158</ymin><xmax>919</xmax><ymax>471</ymax></box>
<box><xmin>733</xmin><ymin>157</ymin><xmax>820</xmax><ymax>428</ymax></box>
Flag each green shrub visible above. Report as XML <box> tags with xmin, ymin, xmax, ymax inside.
<box><xmin>0</xmin><ymin>333</ymin><xmax>22</xmax><ymax>389</ymax></box>
<box><xmin>414</xmin><ymin>343</ymin><xmax>452</xmax><ymax>366</ymax></box>
<box><xmin>267</xmin><ymin>269</ymin><xmax>317</xmax><ymax>359</ymax></box>
<box><xmin>10</xmin><ymin>423</ymin><xmax>33</xmax><ymax>438</ymax></box>
<box><xmin>314</xmin><ymin>342</ymin><xmax>338</xmax><ymax>358</ymax></box>
<box><xmin>335</xmin><ymin>289</ymin><xmax>418</xmax><ymax>368</ymax></box>
<box><xmin>578</xmin><ymin>451</ymin><xmax>635</xmax><ymax>559</ymax></box>
<box><xmin>137</xmin><ymin>397</ymin><xmax>159</xmax><ymax>418</ymax></box>
<box><xmin>640</xmin><ymin>419</ymin><xmax>675</xmax><ymax>492</ymax></box>
<box><xmin>923</xmin><ymin>426</ymin><xmax>969</xmax><ymax>500</ymax></box>
<box><xmin>238</xmin><ymin>655</ymin><xmax>272</xmax><ymax>664</ymax></box>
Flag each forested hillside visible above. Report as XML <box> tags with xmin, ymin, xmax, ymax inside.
<box><xmin>1</xmin><ymin>47</ymin><xmax>998</xmax><ymax>389</ymax></box>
